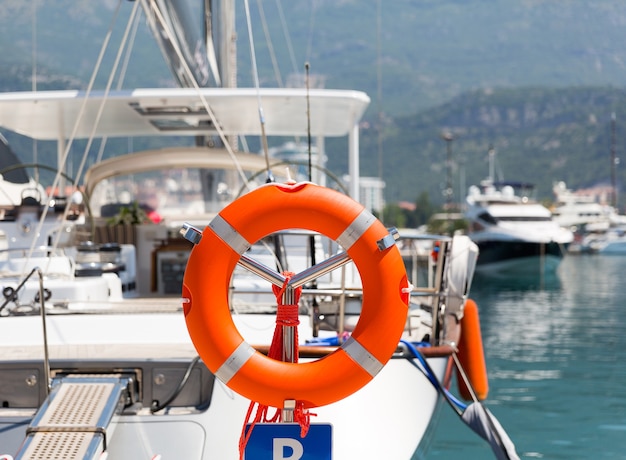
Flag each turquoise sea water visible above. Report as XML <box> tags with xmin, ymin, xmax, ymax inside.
<box><xmin>423</xmin><ymin>253</ymin><xmax>626</xmax><ymax>459</ymax></box>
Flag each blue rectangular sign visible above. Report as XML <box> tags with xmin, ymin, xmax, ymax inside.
<box><xmin>244</xmin><ymin>423</ymin><xmax>332</xmax><ymax>460</ymax></box>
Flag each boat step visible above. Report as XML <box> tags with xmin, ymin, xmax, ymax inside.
<box><xmin>14</xmin><ymin>376</ymin><xmax>133</xmax><ymax>460</ymax></box>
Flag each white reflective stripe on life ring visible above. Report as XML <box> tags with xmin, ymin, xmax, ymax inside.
<box><xmin>336</xmin><ymin>209</ymin><xmax>377</xmax><ymax>250</ymax></box>
<box><xmin>216</xmin><ymin>341</ymin><xmax>256</xmax><ymax>383</ymax></box>
<box><xmin>209</xmin><ymin>213</ymin><xmax>251</xmax><ymax>255</ymax></box>
<box><xmin>342</xmin><ymin>336</ymin><xmax>384</xmax><ymax>377</ymax></box>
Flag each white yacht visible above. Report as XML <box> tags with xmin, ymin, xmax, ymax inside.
<box><xmin>465</xmin><ymin>179</ymin><xmax>573</xmax><ymax>275</ymax></box>
<box><xmin>551</xmin><ymin>181</ymin><xmax>626</xmax><ymax>253</ymax></box>
<box><xmin>551</xmin><ymin>181</ymin><xmax>614</xmax><ymax>231</ymax></box>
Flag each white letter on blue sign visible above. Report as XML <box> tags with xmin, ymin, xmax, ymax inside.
<box><xmin>273</xmin><ymin>437</ymin><xmax>304</xmax><ymax>460</ymax></box>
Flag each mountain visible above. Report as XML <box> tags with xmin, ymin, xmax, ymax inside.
<box><xmin>3</xmin><ymin>1</ymin><xmax>626</xmax><ymax>113</ymax></box>
<box><xmin>0</xmin><ymin>1</ymin><xmax>171</xmax><ymax>91</ymax></box>
<box><xmin>1</xmin><ymin>1</ymin><xmax>626</xmax><ymax>207</ymax></box>
<box><xmin>354</xmin><ymin>86</ymin><xmax>626</xmax><ymax>205</ymax></box>
<box><xmin>240</xmin><ymin>1</ymin><xmax>626</xmax><ymax>117</ymax></box>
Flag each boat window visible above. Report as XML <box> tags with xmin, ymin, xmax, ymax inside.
<box><xmin>89</xmin><ymin>166</ymin><xmax>262</xmax><ymax>223</ymax></box>
<box><xmin>498</xmin><ymin>216</ymin><xmax>553</xmax><ymax>222</ymax></box>
<box><xmin>477</xmin><ymin>212</ymin><xmax>498</xmax><ymax>225</ymax></box>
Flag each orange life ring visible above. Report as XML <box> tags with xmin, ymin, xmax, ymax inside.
<box><xmin>456</xmin><ymin>298</ymin><xmax>489</xmax><ymax>401</ymax></box>
<box><xmin>182</xmin><ymin>182</ymin><xmax>410</xmax><ymax>409</ymax></box>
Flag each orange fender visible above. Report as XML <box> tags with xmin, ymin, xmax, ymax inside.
<box><xmin>456</xmin><ymin>299</ymin><xmax>489</xmax><ymax>401</ymax></box>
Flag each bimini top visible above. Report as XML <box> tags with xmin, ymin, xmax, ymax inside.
<box><xmin>0</xmin><ymin>87</ymin><xmax>370</xmax><ymax>141</ymax></box>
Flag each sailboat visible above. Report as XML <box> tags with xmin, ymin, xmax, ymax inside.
<box><xmin>0</xmin><ymin>2</ymin><xmax>518</xmax><ymax>459</ymax></box>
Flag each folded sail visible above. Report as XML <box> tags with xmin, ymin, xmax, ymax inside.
<box><xmin>141</xmin><ymin>0</ymin><xmax>221</xmax><ymax>88</ymax></box>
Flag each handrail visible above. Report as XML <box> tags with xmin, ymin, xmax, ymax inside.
<box><xmin>36</xmin><ymin>267</ymin><xmax>52</xmax><ymax>396</ymax></box>
<box><xmin>0</xmin><ymin>267</ymin><xmax>51</xmax><ymax>395</ymax></box>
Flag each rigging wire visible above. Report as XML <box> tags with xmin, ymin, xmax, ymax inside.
<box><xmin>305</xmin><ymin>1</ymin><xmax>317</xmax><ymax>65</ymax></box>
<box><xmin>274</xmin><ymin>0</ymin><xmax>303</xmax><ymax>145</ymax></box>
<box><xmin>305</xmin><ymin>63</ymin><xmax>312</xmax><ymax>181</ymax></box>
<box><xmin>31</xmin><ymin>0</ymin><xmax>39</xmax><ymax>185</ymax></box>
<box><xmin>255</xmin><ymin>0</ymin><xmax>283</xmax><ymax>87</ymax></box>
<box><xmin>275</xmin><ymin>0</ymin><xmax>300</xmax><ymax>79</ymax></box>
<box><xmin>376</xmin><ymin>0</ymin><xmax>383</xmax><ymax>182</ymax></box>
<box><xmin>243</xmin><ymin>0</ymin><xmax>273</xmax><ymax>182</ymax></box>
<box><xmin>261</xmin><ymin>0</ymin><xmax>303</xmax><ymax>148</ymax></box>
<box><xmin>49</xmin><ymin>0</ymin><xmax>142</xmax><ymax>256</ymax></box>
<box><xmin>304</xmin><ymin>62</ymin><xmax>319</xmax><ymax>336</ymax></box>
<box><xmin>95</xmin><ymin>6</ymin><xmax>143</xmax><ymax>164</ymax></box>
<box><xmin>73</xmin><ymin>1</ymin><xmax>141</xmax><ymax>180</ymax></box>
<box><xmin>23</xmin><ymin>0</ymin><xmax>126</xmax><ymax>278</ymax></box>
<box><xmin>142</xmin><ymin>0</ymin><xmax>252</xmax><ymax>187</ymax></box>
<box><xmin>254</xmin><ymin>0</ymin><xmax>301</xmax><ymax>87</ymax></box>
<box><xmin>204</xmin><ymin>2</ymin><xmax>222</xmax><ymax>88</ymax></box>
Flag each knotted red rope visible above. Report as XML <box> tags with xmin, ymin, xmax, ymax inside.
<box><xmin>238</xmin><ymin>272</ymin><xmax>314</xmax><ymax>459</ymax></box>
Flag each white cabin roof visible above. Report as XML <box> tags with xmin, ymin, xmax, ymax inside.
<box><xmin>0</xmin><ymin>88</ymin><xmax>370</xmax><ymax>140</ymax></box>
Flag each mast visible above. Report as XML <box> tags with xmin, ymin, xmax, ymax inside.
<box><xmin>611</xmin><ymin>112</ymin><xmax>617</xmax><ymax>209</ymax></box>
<box><xmin>141</xmin><ymin>0</ymin><xmax>218</xmax><ymax>88</ymax></box>
<box><xmin>214</xmin><ymin>0</ymin><xmax>236</xmax><ymax>88</ymax></box>
<box><xmin>488</xmin><ymin>144</ymin><xmax>495</xmax><ymax>183</ymax></box>
<box><xmin>376</xmin><ymin>0</ymin><xmax>383</xmax><ymax>183</ymax></box>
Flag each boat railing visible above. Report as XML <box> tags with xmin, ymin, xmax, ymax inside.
<box><xmin>226</xmin><ymin>229</ymin><xmax>470</xmax><ymax>346</ymax></box>
<box><xmin>397</xmin><ymin>232</ymin><xmax>477</xmax><ymax>346</ymax></box>
<box><xmin>0</xmin><ymin>246</ymin><xmax>74</xmax><ymax>279</ymax></box>
<box><xmin>0</xmin><ymin>245</ymin><xmax>69</xmax><ymax>258</ymax></box>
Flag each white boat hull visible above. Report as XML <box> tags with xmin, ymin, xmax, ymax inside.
<box><xmin>103</xmin><ymin>358</ymin><xmax>446</xmax><ymax>459</ymax></box>
<box><xmin>0</xmin><ymin>311</ymin><xmax>448</xmax><ymax>459</ymax></box>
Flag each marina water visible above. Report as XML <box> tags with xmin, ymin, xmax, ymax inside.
<box><xmin>420</xmin><ymin>253</ymin><xmax>626</xmax><ymax>459</ymax></box>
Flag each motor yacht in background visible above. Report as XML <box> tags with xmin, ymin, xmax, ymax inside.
<box><xmin>551</xmin><ymin>181</ymin><xmax>626</xmax><ymax>253</ymax></box>
<box><xmin>465</xmin><ymin>169</ymin><xmax>573</xmax><ymax>274</ymax></box>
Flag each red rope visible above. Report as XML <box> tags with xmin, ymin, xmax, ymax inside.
<box><xmin>238</xmin><ymin>272</ymin><xmax>314</xmax><ymax>459</ymax></box>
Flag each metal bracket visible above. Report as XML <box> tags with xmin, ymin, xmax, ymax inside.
<box><xmin>376</xmin><ymin>227</ymin><xmax>400</xmax><ymax>251</ymax></box>
<box><xmin>180</xmin><ymin>223</ymin><xmax>202</xmax><ymax>245</ymax></box>
<box><xmin>282</xmin><ymin>399</ymin><xmax>296</xmax><ymax>423</ymax></box>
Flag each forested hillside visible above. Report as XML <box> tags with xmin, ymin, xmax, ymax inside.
<box><xmin>3</xmin><ymin>1</ymin><xmax>626</xmax><ymax>114</ymax></box>
<box><xmin>350</xmin><ymin>86</ymin><xmax>626</xmax><ymax>206</ymax></box>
